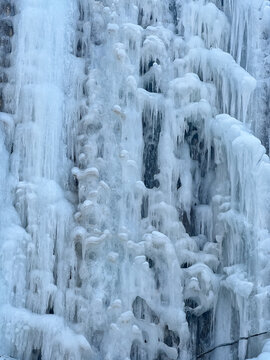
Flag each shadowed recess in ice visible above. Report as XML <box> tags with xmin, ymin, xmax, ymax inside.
<box><xmin>0</xmin><ymin>0</ymin><xmax>270</xmax><ymax>359</ymax></box>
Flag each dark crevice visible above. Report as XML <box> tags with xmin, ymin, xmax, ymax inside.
<box><xmin>137</xmin><ymin>7</ymin><xmax>144</xmax><ymax>27</ymax></box>
<box><xmin>31</xmin><ymin>349</ymin><xmax>42</xmax><ymax>360</ymax></box>
<box><xmin>132</xmin><ymin>296</ymin><xmax>159</xmax><ymax>325</ymax></box>
<box><xmin>142</xmin><ymin>107</ymin><xmax>162</xmax><ymax>189</ymax></box>
<box><xmin>143</xmin><ymin>76</ymin><xmax>161</xmax><ymax>93</ymax></box>
<box><xmin>91</xmin><ymin>330</ymin><xmax>104</xmax><ymax>351</ymax></box>
<box><xmin>169</xmin><ymin>0</ymin><xmax>178</xmax><ymax>31</ymax></box>
<box><xmin>140</xmin><ymin>58</ymin><xmax>160</xmax><ymax>76</ymax></box>
<box><xmin>164</xmin><ymin>325</ymin><xmax>180</xmax><ymax>348</ymax></box>
<box><xmin>141</xmin><ymin>195</ymin><xmax>149</xmax><ymax>219</ymax></box>
<box><xmin>130</xmin><ymin>341</ymin><xmax>149</xmax><ymax>360</ymax></box>
<box><xmin>177</xmin><ymin>177</ymin><xmax>181</xmax><ymax>190</ymax></box>
<box><xmin>146</xmin><ymin>256</ymin><xmax>155</xmax><ymax>269</ymax></box>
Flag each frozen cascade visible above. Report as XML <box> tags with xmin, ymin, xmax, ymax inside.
<box><xmin>0</xmin><ymin>0</ymin><xmax>270</xmax><ymax>359</ymax></box>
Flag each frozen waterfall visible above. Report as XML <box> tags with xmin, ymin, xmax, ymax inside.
<box><xmin>0</xmin><ymin>0</ymin><xmax>270</xmax><ymax>359</ymax></box>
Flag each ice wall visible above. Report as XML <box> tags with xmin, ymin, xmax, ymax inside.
<box><xmin>0</xmin><ymin>0</ymin><xmax>270</xmax><ymax>360</ymax></box>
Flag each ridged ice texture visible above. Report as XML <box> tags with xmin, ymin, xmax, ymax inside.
<box><xmin>0</xmin><ymin>1</ymin><xmax>270</xmax><ymax>360</ymax></box>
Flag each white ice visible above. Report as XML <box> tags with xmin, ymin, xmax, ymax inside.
<box><xmin>0</xmin><ymin>0</ymin><xmax>269</xmax><ymax>359</ymax></box>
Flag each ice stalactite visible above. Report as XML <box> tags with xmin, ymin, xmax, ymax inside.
<box><xmin>0</xmin><ymin>1</ymin><xmax>270</xmax><ymax>360</ymax></box>
<box><xmin>0</xmin><ymin>1</ymin><xmax>91</xmax><ymax>359</ymax></box>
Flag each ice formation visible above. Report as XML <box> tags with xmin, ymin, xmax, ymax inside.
<box><xmin>0</xmin><ymin>0</ymin><xmax>270</xmax><ymax>359</ymax></box>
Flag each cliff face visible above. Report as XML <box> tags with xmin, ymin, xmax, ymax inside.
<box><xmin>0</xmin><ymin>1</ymin><xmax>270</xmax><ymax>359</ymax></box>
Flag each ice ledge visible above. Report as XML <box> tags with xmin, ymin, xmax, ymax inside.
<box><xmin>0</xmin><ymin>305</ymin><xmax>92</xmax><ymax>360</ymax></box>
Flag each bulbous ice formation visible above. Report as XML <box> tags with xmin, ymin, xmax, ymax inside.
<box><xmin>0</xmin><ymin>0</ymin><xmax>270</xmax><ymax>359</ymax></box>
